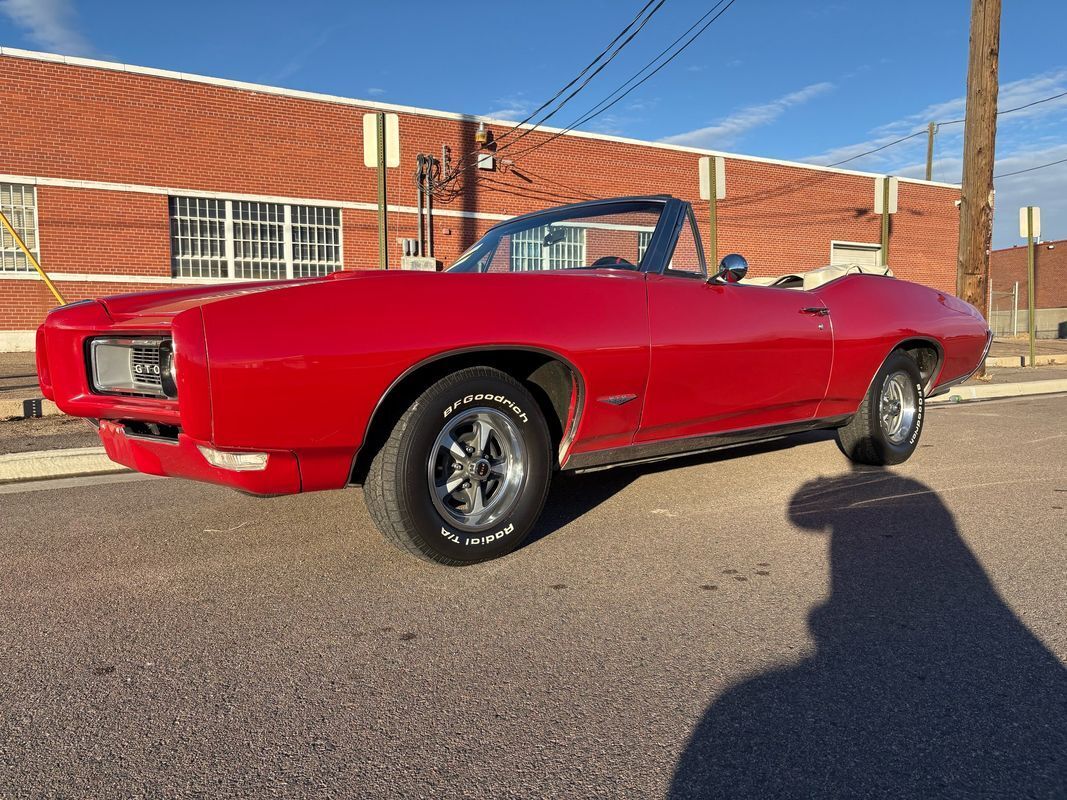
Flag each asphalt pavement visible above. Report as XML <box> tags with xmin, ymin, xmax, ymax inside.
<box><xmin>0</xmin><ymin>396</ymin><xmax>1064</xmax><ymax>798</ymax></box>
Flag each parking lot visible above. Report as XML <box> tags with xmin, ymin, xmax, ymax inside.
<box><xmin>1</xmin><ymin>395</ymin><xmax>1065</xmax><ymax>798</ymax></box>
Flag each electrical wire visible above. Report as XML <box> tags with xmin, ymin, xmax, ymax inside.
<box><xmin>823</xmin><ymin>130</ymin><xmax>928</xmax><ymax>168</ymax></box>
<box><xmin>939</xmin><ymin>89</ymin><xmax>1067</xmax><ymax>126</ymax></box>
<box><xmin>490</xmin><ymin>0</ymin><xmax>661</xmax><ymax>147</ymax></box>
<box><xmin>499</xmin><ymin>0</ymin><xmax>739</xmax><ymax>168</ymax></box>
<box><xmin>488</xmin><ymin>0</ymin><xmax>667</xmax><ymax>153</ymax></box>
<box><xmin>824</xmin><ymin>89</ymin><xmax>1067</xmax><ymax>168</ymax></box>
<box><xmin>994</xmin><ymin>155</ymin><xmax>1067</xmax><ymax>179</ymax></box>
<box><xmin>438</xmin><ymin>0</ymin><xmax>668</xmax><ymax>188</ymax></box>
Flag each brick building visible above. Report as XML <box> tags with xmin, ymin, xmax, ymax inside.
<box><xmin>990</xmin><ymin>238</ymin><xmax>1067</xmax><ymax>338</ymax></box>
<box><xmin>0</xmin><ymin>47</ymin><xmax>963</xmax><ymax>351</ymax></box>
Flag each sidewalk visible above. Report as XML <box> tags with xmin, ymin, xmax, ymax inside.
<box><xmin>987</xmin><ymin>337</ymin><xmax>1067</xmax><ymax>367</ymax></box>
<box><xmin>989</xmin><ymin>338</ymin><xmax>1067</xmax><ymax>358</ymax></box>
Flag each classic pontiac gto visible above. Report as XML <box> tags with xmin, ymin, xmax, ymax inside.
<box><xmin>38</xmin><ymin>196</ymin><xmax>990</xmax><ymax>564</ymax></box>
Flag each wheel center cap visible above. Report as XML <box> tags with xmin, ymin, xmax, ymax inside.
<box><xmin>469</xmin><ymin>459</ymin><xmax>491</xmax><ymax>480</ymax></box>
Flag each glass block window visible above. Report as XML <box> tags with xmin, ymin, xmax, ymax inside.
<box><xmin>169</xmin><ymin>196</ymin><xmax>342</xmax><ymax>280</ymax></box>
<box><xmin>292</xmin><ymin>205</ymin><xmax>342</xmax><ymax>278</ymax></box>
<box><xmin>510</xmin><ymin>225</ymin><xmax>586</xmax><ymax>271</ymax></box>
<box><xmin>0</xmin><ymin>183</ymin><xmax>39</xmax><ymax>273</ymax></box>
<box><xmin>169</xmin><ymin>197</ymin><xmax>227</xmax><ymax>278</ymax></box>
<box><xmin>233</xmin><ymin>201</ymin><xmax>285</xmax><ymax>280</ymax></box>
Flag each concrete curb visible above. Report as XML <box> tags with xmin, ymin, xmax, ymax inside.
<box><xmin>986</xmin><ymin>353</ymin><xmax>1067</xmax><ymax>368</ymax></box>
<box><xmin>0</xmin><ymin>446</ymin><xmax>128</xmax><ymax>484</ymax></box>
<box><xmin>929</xmin><ymin>378</ymin><xmax>1067</xmax><ymax>404</ymax></box>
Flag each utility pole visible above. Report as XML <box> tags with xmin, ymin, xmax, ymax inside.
<box><xmin>925</xmin><ymin>122</ymin><xmax>936</xmax><ymax>182</ymax></box>
<box><xmin>956</xmin><ymin>0</ymin><xmax>1001</xmax><ymax>319</ymax></box>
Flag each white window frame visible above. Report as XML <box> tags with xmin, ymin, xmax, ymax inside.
<box><xmin>0</xmin><ymin>182</ymin><xmax>41</xmax><ymax>273</ymax></box>
<box><xmin>170</xmin><ymin>196</ymin><xmax>343</xmax><ymax>280</ymax></box>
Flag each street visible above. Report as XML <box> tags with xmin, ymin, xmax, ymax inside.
<box><xmin>1</xmin><ymin>395</ymin><xmax>1065</xmax><ymax>798</ymax></box>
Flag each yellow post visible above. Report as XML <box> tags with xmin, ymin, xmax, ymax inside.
<box><xmin>0</xmin><ymin>207</ymin><xmax>65</xmax><ymax>305</ymax></box>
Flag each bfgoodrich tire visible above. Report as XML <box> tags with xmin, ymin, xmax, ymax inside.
<box><xmin>835</xmin><ymin>350</ymin><xmax>925</xmax><ymax>466</ymax></box>
<box><xmin>364</xmin><ymin>367</ymin><xmax>553</xmax><ymax>565</ymax></box>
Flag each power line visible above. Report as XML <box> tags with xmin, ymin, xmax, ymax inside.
<box><xmin>823</xmin><ymin>88</ymin><xmax>1067</xmax><ymax>168</ymax></box>
<box><xmin>491</xmin><ymin>0</ymin><xmax>660</xmax><ymax>147</ymax></box>
<box><xmin>487</xmin><ymin>0</ymin><xmax>668</xmax><ymax>155</ymax></box>
<box><xmin>994</xmin><ymin>155</ymin><xmax>1067</xmax><ymax>179</ymax></box>
<box><xmin>544</xmin><ymin>0</ymin><xmax>734</xmax><ymax>141</ymax></box>
<box><xmin>438</xmin><ymin>0</ymin><xmax>667</xmax><ymax>188</ymax></box>
<box><xmin>504</xmin><ymin>0</ymin><xmax>739</xmax><ymax>167</ymax></box>
<box><xmin>940</xmin><ymin>88</ymin><xmax>1067</xmax><ymax>126</ymax></box>
<box><xmin>824</xmin><ymin>130</ymin><xmax>928</xmax><ymax>168</ymax></box>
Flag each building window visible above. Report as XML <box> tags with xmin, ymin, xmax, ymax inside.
<box><xmin>170</xmin><ymin>197</ymin><xmax>227</xmax><ymax>279</ymax></box>
<box><xmin>292</xmin><ymin>205</ymin><xmax>342</xmax><ymax>278</ymax></box>
<box><xmin>510</xmin><ymin>225</ymin><xmax>586</xmax><ymax>271</ymax></box>
<box><xmin>169</xmin><ymin>196</ymin><xmax>342</xmax><ymax>280</ymax></box>
<box><xmin>0</xmin><ymin>183</ymin><xmax>40</xmax><ymax>273</ymax></box>
<box><xmin>637</xmin><ymin>230</ymin><xmax>654</xmax><ymax>264</ymax></box>
<box><xmin>233</xmin><ymin>201</ymin><xmax>285</xmax><ymax>280</ymax></box>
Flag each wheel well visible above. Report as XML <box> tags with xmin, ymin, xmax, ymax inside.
<box><xmin>897</xmin><ymin>338</ymin><xmax>942</xmax><ymax>391</ymax></box>
<box><xmin>350</xmin><ymin>350</ymin><xmax>581</xmax><ymax>485</ymax></box>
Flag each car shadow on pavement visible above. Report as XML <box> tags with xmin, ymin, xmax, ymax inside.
<box><xmin>526</xmin><ymin>431</ymin><xmax>837</xmax><ymax>548</ymax></box>
<box><xmin>669</xmin><ymin>464</ymin><xmax>1067</xmax><ymax>799</ymax></box>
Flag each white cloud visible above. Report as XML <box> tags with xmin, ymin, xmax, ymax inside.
<box><xmin>267</xmin><ymin>26</ymin><xmax>339</xmax><ymax>84</ymax></box>
<box><xmin>660</xmin><ymin>82</ymin><xmax>834</xmax><ymax>149</ymax></box>
<box><xmin>0</xmin><ymin>0</ymin><xmax>94</xmax><ymax>56</ymax></box>
<box><xmin>366</xmin><ymin>87</ymin><xmax>385</xmax><ymax>97</ymax></box>
<box><xmin>482</xmin><ymin>96</ymin><xmax>531</xmax><ymax>122</ymax></box>
<box><xmin>799</xmin><ymin>68</ymin><xmax>1067</xmax><ymax>247</ymax></box>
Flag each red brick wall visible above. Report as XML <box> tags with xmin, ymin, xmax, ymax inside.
<box><xmin>35</xmin><ymin>187</ymin><xmax>170</xmax><ymax>275</ymax></box>
<box><xmin>0</xmin><ymin>53</ymin><xmax>962</xmax><ymax>333</ymax></box>
<box><xmin>990</xmin><ymin>240</ymin><xmax>1067</xmax><ymax>309</ymax></box>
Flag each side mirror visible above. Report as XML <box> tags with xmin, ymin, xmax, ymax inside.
<box><xmin>713</xmin><ymin>253</ymin><xmax>748</xmax><ymax>283</ymax></box>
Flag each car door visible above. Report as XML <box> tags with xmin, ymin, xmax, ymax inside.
<box><xmin>636</xmin><ymin>208</ymin><xmax>834</xmax><ymax>443</ymax></box>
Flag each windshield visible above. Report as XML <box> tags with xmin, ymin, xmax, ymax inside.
<box><xmin>447</xmin><ymin>200</ymin><xmax>666</xmax><ymax>273</ymax></box>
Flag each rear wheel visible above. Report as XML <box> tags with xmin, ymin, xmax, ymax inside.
<box><xmin>835</xmin><ymin>351</ymin><xmax>925</xmax><ymax>466</ymax></box>
<box><xmin>364</xmin><ymin>367</ymin><xmax>552</xmax><ymax>565</ymax></box>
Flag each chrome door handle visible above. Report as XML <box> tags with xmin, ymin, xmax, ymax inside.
<box><xmin>801</xmin><ymin>307</ymin><xmax>830</xmax><ymax>316</ymax></box>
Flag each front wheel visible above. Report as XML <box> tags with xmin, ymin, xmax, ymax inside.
<box><xmin>835</xmin><ymin>351</ymin><xmax>925</xmax><ymax>466</ymax></box>
<box><xmin>364</xmin><ymin>367</ymin><xmax>553</xmax><ymax>565</ymax></box>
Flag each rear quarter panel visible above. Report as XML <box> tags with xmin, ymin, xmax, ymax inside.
<box><xmin>814</xmin><ymin>275</ymin><xmax>989</xmax><ymax>418</ymax></box>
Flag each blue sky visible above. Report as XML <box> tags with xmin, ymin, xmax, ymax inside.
<box><xmin>1</xmin><ymin>0</ymin><xmax>1065</xmax><ymax>248</ymax></box>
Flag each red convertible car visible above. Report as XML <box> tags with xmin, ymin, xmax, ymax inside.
<box><xmin>37</xmin><ymin>196</ymin><xmax>990</xmax><ymax>564</ymax></box>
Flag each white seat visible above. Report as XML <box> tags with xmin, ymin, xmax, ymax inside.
<box><xmin>741</xmin><ymin>263</ymin><xmax>894</xmax><ymax>290</ymax></box>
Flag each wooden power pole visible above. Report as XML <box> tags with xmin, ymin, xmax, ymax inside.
<box><xmin>956</xmin><ymin>0</ymin><xmax>1001</xmax><ymax>315</ymax></box>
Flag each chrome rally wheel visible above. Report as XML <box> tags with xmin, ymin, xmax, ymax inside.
<box><xmin>364</xmin><ymin>366</ymin><xmax>552</xmax><ymax>566</ymax></box>
<box><xmin>836</xmin><ymin>350</ymin><xmax>925</xmax><ymax>466</ymax></box>
<box><xmin>428</xmin><ymin>408</ymin><xmax>527</xmax><ymax>532</ymax></box>
<box><xmin>879</xmin><ymin>370</ymin><xmax>918</xmax><ymax>445</ymax></box>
